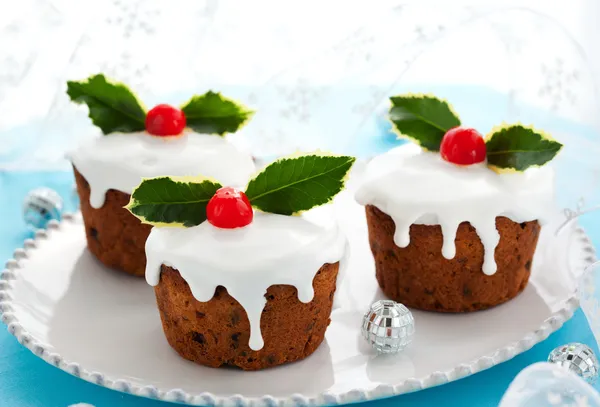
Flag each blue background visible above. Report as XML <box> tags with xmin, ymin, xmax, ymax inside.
<box><xmin>2</xmin><ymin>85</ymin><xmax>600</xmax><ymax>406</ymax></box>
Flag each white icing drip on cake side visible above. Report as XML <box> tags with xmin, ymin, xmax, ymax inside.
<box><xmin>70</xmin><ymin>132</ymin><xmax>256</xmax><ymax>208</ymax></box>
<box><xmin>145</xmin><ymin>207</ymin><xmax>348</xmax><ymax>351</ymax></box>
<box><xmin>355</xmin><ymin>144</ymin><xmax>555</xmax><ymax>275</ymax></box>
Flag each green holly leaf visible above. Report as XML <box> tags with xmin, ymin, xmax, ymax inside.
<box><xmin>126</xmin><ymin>176</ymin><xmax>222</xmax><ymax>227</ymax></box>
<box><xmin>485</xmin><ymin>124</ymin><xmax>563</xmax><ymax>172</ymax></box>
<box><xmin>181</xmin><ymin>91</ymin><xmax>254</xmax><ymax>135</ymax></box>
<box><xmin>67</xmin><ymin>74</ymin><xmax>147</xmax><ymax>134</ymax></box>
<box><xmin>245</xmin><ymin>154</ymin><xmax>356</xmax><ymax>215</ymax></box>
<box><xmin>389</xmin><ymin>93</ymin><xmax>461</xmax><ymax>151</ymax></box>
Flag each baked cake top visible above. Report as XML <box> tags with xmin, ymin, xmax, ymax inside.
<box><xmin>125</xmin><ymin>153</ymin><xmax>356</xmax><ymax>350</ymax></box>
<box><xmin>355</xmin><ymin>94</ymin><xmax>563</xmax><ymax>275</ymax></box>
<box><xmin>66</xmin><ymin>74</ymin><xmax>255</xmax><ymax>207</ymax></box>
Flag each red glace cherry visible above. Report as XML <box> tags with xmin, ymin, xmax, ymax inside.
<box><xmin>207</xmin><ymin>187</ymin><xmax>253</xmax><ymax>229</ymax></box>
<box><xmin>145</xmin><ymin>104</ymin><xmax>186</xmax><ymax>136</ymax></box>
<box><xmin>440</xmin><ymin>126</ymin><xmax>487</xmax><ymax>165</ymax></box>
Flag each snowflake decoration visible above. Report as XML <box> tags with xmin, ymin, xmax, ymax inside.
<box><xmin>538</xmin><ymin>58</ymin><xmax>580</xmax><ymax>111</ymax></box>
<box><xmin>277</xmin><ymin>78</ymin><xmax>324</xmax><ymax>123</ymax></box>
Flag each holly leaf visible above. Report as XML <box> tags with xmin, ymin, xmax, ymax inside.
<box><xmin>67</xmin><ymin>74</ymin><xmax>146</xmax><ymax>134</ymax></box>
<box><xmin>126</xmin><ymin>176</ymin><xmax>222</xmax><ymax>227</ymax></box>
<box><xmin>181</xmin><ymin>91</ymin><xmax>254</xmax><ymax>135</ymax></box>
<box><xmin>485</xmin><ymin>124</ymin><xmax>563</xmax><ymax>172</ymax></box>
<box><xmin>389</xmin><ymin>94</ymin><xmax>461</xmax><ymax>151</ymax></box>
<box><xmin>245</xmin><ymin>154</ymin><xmax>356</xmax><ymax>215</ymax></box>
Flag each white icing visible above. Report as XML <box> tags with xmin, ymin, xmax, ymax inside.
<box><xmin>355</xmin><ymin>144</ymin><xmax>555</xmax><ymax>275</ymax></box>
<box><xmin>70</xmin><ymin>132</ymin><xmax>256</xmax><ymax>208</ymax></box>
<box><xmin>145</xmin><ymin>207</ymin><xmax>348</xmax><ymax>351</ymax></box>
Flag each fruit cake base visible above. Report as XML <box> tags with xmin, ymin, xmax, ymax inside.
<box><xmin>74</xmin><ymin>167</ymin><xmax>151</xmax><ymax>277</ymax></box>
<box><xmin>365</xmin><ymin>205</ymin><xmax>541</xmax><ymax>312</ymax></box>
<box><xmin>154</xmin><ymin>263</ymin><xmax>340</xmax><ymax>370</ymax></box>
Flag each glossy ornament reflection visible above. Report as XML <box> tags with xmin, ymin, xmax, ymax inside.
<box><xmin>22</xmin><ymin>187</ymin><xmax>63</xmax><ymax>230</ymax></box>
<box><xmin>499</xmin><ymin>362</ymin><xmax>600</xmax><ymax>407</ymax></box>
<box><xmin>362</xmin><ymin>300</ymin><xmax>415</xmax><ymax>354</ymax></box>
<box><xmin>548</xmin><ymin>343</ymin><xmax>599</xmax><ymax>384</ymax></box>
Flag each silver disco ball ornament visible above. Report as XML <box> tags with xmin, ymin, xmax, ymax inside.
<box><xmin>548</xmin><ymin>343</ymin><xmax>599</xmax><ymax>384</ymax></box>
<box><xmin>362</xmin><ymin>300</ymin><xmax>415</xmax><ymax>353</ymax></box>
<box><xmin>22</xmin><ymin>187</ymin><xmax>63</xmax><ymax>230</ymax></box>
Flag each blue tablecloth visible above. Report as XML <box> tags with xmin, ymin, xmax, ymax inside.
<box><xmin>1</xmin><ymin>170</ymin><xmax>599</xmax><ymax>407</ymax></box>
<box><xmin>3</xmin><ymin>83</ymin><xmax>600</xmax><ymax>406</ymax></box>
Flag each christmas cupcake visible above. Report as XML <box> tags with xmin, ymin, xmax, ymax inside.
<box><xmin>356</xmin><ymin>94</ymin><xmax>563</xmax><ymax>312</ymax></box>
<box><xmin>68</xmin><ymin>74</ymin><xmax>255</xmax><ymax>276</ymax></box>
<box><xmin>126</xmin><ymin>153</ymin><xmax>355</xmax><ymax>370</ymax></box>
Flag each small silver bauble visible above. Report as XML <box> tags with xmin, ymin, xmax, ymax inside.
<box><xmin>548</xmin><ymin>343</ymin><xmax>599</xmax><ymax>384</ymax></box>
<box><xmin>22</xmin><ymin>187</ymin><xmax>63</xmax><ymax>230</ymax></box>
<box><xmin>362</xmin><ymin>300</ymin><xmax>415</xmax><ymax>353</ymax></box>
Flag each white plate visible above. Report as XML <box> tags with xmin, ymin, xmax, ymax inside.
<box><xmin>0</xmin><ymin>193</ymin><xmax>595</xmax><ymax>407</ymax></box>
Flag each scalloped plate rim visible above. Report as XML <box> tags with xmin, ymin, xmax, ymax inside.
<box><xmin>0</xmin><ymin>212</ymin><xmax>594</xmax><ymax>407</ymax></box>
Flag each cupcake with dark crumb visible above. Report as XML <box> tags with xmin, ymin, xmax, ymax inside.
<box><xmin>68</xmin><ymin>74</ymin><xmax>255</xmax><ymax>276</ymax></box>
<box><xmin>126</xmin><ymin>153</ymin><xmax>355</xmax><ymax>369</ymax></box>
<box><xmin>355</xmin><ymin>94</ymin><xmax>562</xmax><ymax>312</ymax></box>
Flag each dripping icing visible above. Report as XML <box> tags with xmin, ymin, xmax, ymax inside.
<box><xmin>69</xmin><ymin>132</ymin><xmax>256</xmax><ymax>208</ymax></box>
<box><xmin>355</xmin><ymin>144</ymin><xmax>555</xmax><ymax>275</ymax></box>
<box><xmin>145</xmin><ymin>208</ymin><xmax>347</xmax><ymax>350</ymax></box>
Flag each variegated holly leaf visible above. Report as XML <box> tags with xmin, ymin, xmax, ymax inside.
<box><xmin>389</xmin><ymin>93</ymin><xmax>461</xmax><ymax>151</ymax></box>
<box><xmin>181</xmin><ymin>91</ymin><xmax>254</xmax><ymax>135</ymax></box>
<box><xmin>245</xmin><ymin>154</ymin><xmax>356</xmax><ymax>215</ymax></box>
<box><xmin>67</xmin><ymin>74</ymin><xmax>146</xmax><ymax>134</ymax></box>
<box><xmin>126</xmin><ymin>176</ymin><xmax>222</xmax><ymax>227</ymax></box>
<box><xmin>485</xmin><ymin>124</ymin><xmax>563</xmax><ymax>172</ymax></box>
